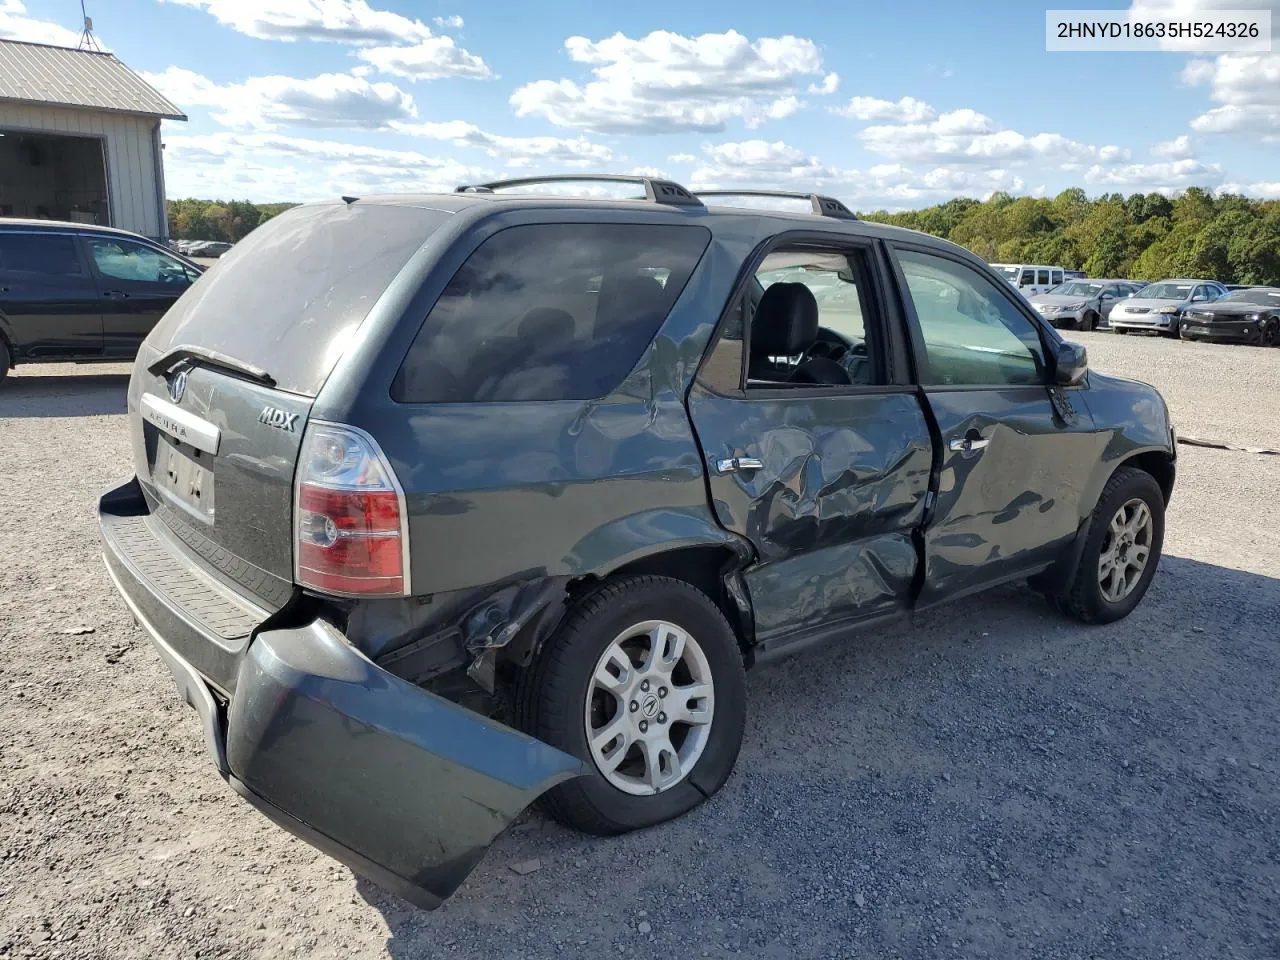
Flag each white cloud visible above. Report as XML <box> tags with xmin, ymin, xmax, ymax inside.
<box><xmin>142</xmin><ymin>66</ymin><xmax>417</xmax><ymax>130</ymax></box>
<box><xmin>162</xmin><ymin>0</ymin><xmax>491</xmax><ymax>80</ymax></box>
<box><xmin>857</xmin><ymin>108</ymin><xmax>1130</xmax><ymax>168</ymax></box>
<box><xmin>1152</xmin><ymin>135</ymin><xmax>1194</xmax><ymax>158</ymax></box>
<box><xmin>671</xmin><ymin>140</ymin><xmax>1033</xmax><ymax>210</ymax></box>
<box><xmin>1220</xmin><ymin>180</ymin><xmax>1280</xmax><ymax>198</ymax></box>
<box><xmin>833</xmin><ymin>95</ymin><xmax>936</xmax><ymax>123</ymax></box>
<box><xmin>0</xmin><ymin>0</ymin><xmax>87</xmax><ymax>47</ymax></box>
<box><xmin>390</xmin><ymin>121</ymin><xmax>614</xmax><ymax>167</ymax></box>
<box><xmin>433</xmin><ymin>15</ymin><xmax>464</xmax><ymax>29</ymax></box>
<box><xmin>163</xmin><ymin>131</ymin><xmax>493</xmax><ymax>200</ymax></box>
<box><xmin>1182</xmin><ymin>53</ymin><xmax>1280</xmax><ymax>141</ymax></box>
<box><xmin>1082</xmin><ymin>158</ymin><xmax>1223</xmax><ymax>189</ymax></box>
<box><xmin>510</xmin><ymin>30</ymin><xmax>829</xmax><ymax>133</ymax></box>
<box><xmin>356</xmin><ymin>37</ymin><xmax>492</xmax><ymax>80</ymax></box>
<box><xmin>808</xmin><ymin>73</ymin><xmax>840</xmax><ymax>95</ymax></box>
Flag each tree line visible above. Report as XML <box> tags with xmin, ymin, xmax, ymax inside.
<box><xmin>169</xmin><ymin>188</ymin><xmax>1280</xmax><ymax>286</ymax></box>
<box><xmin>167</xmin><ymin>199</ymin><xmax>295</xmax><ymax>243</ymax></box>
<box><xmin>861</xmin><ymin>187</ymin><xmax>1280</xmax><ymax>285</ymax></box>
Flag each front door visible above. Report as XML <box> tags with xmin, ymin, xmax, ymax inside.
<box><xmin>0</xmin><ymin>231</ymin><xmax>102</xmax><ymax>358</ymax></box>
<box><xmin>83</xmin><ymin>236</ymin><xmax>198</xmax><ymax>357</ymax></box>
<box><xmin>889</xmin><ymin>245</ymin><xmax>1099</xmax><ymax>607</ymax></box>
<box><xmin>687</xmin><ymin>238</ymin><xmax>933</xmax><ymax>655</ymax></box>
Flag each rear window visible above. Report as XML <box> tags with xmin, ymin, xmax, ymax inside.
<box><xmin>148</xmin><ymin>203</ymin><xmax>450</xmax><ymax>396</ymax></box>
<box><xmin>0</xmin><ymin>233</ymin><xmax>83</xmax><ymax>277</ymax></box>
<box><xmin>393</xmin><ymin>223</ymin><xmax>711</xmax><ymax>404</ymax></box>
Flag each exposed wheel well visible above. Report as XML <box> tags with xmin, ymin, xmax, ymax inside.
<box><xmin>596</xmin><ymin>546</ymin><xmax>751</xmax><ymax>650</ymax></box>
<box><xmin>1118</xmin><ymin>450</ymin><xmax>1175</xmax><ymax>505</ymax></box>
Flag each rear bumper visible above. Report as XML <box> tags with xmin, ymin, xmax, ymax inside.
<box><xmin>99</xmin><ymin>477</ymin><xmax>583</xmax><ymax>909</ymax></box>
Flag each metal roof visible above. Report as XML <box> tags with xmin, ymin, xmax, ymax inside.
<box><xmin>0</xmin><ymin>39</ymin><xmax>186</xmax><ymax>120</ymax></box>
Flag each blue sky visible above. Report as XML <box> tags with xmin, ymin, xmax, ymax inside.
<box><xmin>2</xmin><ymin>0</ymin><xmax>1277</xmax><ymax>207</ymax></box>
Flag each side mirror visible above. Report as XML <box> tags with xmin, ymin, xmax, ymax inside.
<box><xmin>1054</xmin><ymin>340</ymin><xmax>1088</xmax><ymax>386</ymax></box>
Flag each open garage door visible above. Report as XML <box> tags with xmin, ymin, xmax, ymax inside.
<box><xmin>0</xmin><ymin>130</ymin><xmax>109</xmax><ymax>226</ymax></box>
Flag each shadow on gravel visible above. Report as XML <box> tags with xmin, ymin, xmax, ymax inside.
<box><xmin>0</xmin><ymin>373</ymin><xmax>128</xmax><ymax>418</ymax></box>
<box><xmin>356</xmin><ymin>555</ymin><xmax>1279</xmax><ymax>959</ymax></box>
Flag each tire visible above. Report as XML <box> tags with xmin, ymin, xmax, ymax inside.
<box><xmin>1257</xmin><ymin>320</ymin><xmax>1279</xmax><ymax>347</ymax></box>
<box><xmin>1046</xmin><ymin>466</ymin><xmax>1165</xmax><ymax>624</ymax></box>
<box><xmin>1113</xmin><ymin>327</ymin><xmax>1128</xmax><ymax>336</ymax></box>
<box><xmin>517</xmin><ymin>575</ymin><xmax>747</xmax><ymax>835</ymax></box>
<box><xmin>1083</xmin><ymin>311</ymin><xmax>1099</xmax><ymax>332</ymax></box>
<box><xmin>0</xmin><ymin>338</ymin><xmax>10</xmax><ymax>382</ymax></box>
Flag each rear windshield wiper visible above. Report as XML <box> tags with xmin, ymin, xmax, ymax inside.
<box><xmin>148</xmin><ymin>345</ymin><xmax>277</xmax><ymax>388</ymax></box>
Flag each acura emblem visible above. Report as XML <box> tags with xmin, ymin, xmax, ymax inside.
<box><xmin>168</xmin><ymin>369</ymin><xmax>188</xmax><ymax>403</ymax></box>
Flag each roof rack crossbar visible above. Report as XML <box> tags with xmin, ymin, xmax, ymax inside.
<box><xmin>693</xmin><ymin>190</ymin><xmax>858</xmax><ymax>221</ymax></box>
<box><xmin>455</xmin><ymin>174</ymin><xmax>703</xmax><ymax>208</ymax></box>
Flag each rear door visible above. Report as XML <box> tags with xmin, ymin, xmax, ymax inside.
<box><xmin>0</xmin><ymin>230</ymin><xmax>102</xmax><ymax>358</ymax></box>
<box><xmin>687</xmin><ymin>235</ymin><xmax>933</xmax><ymax>656</ymax></box>
<box><xmin>82</xmin><ymin>235</ymin><xmax>200</xmax><ymax>356</ymax></box>
<box><xmin>888</xmin><ymin>244</ymin><xmax>1099</xmax><ymax>607</ymax></box>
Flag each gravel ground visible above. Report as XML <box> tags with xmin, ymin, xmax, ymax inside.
<box><xmin>1</xmin><ymin>335</ymin><xmax>1278</xmax><ymax>960</ymax></box>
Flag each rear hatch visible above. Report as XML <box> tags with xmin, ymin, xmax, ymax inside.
<box><xmin>127</xmin><ymin>201</ymin><xmax>451</xmax><ymax>610</ymax></box>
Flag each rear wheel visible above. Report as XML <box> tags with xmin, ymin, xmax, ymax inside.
<box><xmin>517</xmin><ymin>575</ymin><xmax>747</xmax><ymax>835</ymax></box>
<box><xmin>1045</xmin><ymin>467</ymin><xmax>1165</xmax><ymax>624</ymax></box>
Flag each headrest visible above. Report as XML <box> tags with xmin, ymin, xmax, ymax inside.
<box><xmin>517</xmin><ymin>307</ymin><xmax>576</xmax><ymax>342</ymax></box>
<box><xmin>599</xmin><ymin>273</ymin><xmax>667</xmax><ymax>324</ymax></box>
<box><xmin>752</xmin><ymin>282</ymin><xmax>818</xmax><ymax>356</ymax></box>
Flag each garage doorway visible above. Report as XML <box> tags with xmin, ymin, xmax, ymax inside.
<box><xmin>0</xmin><ymin>130</ymin><xmax>109</xmax><ymax>226</ymax></box>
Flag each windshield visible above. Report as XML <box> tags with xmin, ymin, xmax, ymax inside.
<box><xmin>1136</xmin><ymin>282</ymin><xmax>1195</xmax><ymax>300</ymax></box>
<box><xmin>1046</xmin><ymin>281</ymin><xmax>1103</xmax><ymax>297</ymax></box>
<box><xmin>1221</xmin><ymin>288</ymin><xmax>1280</xmax><ymax>305</ymax></box>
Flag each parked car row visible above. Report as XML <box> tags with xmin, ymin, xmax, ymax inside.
<box><xmin>1012</xmin><ymin>270</ymin><xmax>1280</xmax><ymax>347</ymax></box>
<box><xmin>171</xmin><ymin>238</ymin><xmax>233</xmax><ymax>258</ymax></box>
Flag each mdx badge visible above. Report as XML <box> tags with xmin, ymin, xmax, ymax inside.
<box><xmin>258</xmin><ymin>406</ymin><xmax>298</xmax><ymax>431</ymax></box>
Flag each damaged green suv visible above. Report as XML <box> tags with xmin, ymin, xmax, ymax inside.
<box><xmin>99</xmin><ymin>175</ymin><xmax>1176</xmax><ymax>908</ymax></box>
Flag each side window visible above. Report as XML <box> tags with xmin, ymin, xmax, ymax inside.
<box><xmin>743</xmin><ymin>247</ymin><xmax>881</xmax><ymax>388</ymax></box>
<box><xmin>393</xmin><ymin>223</ymin><xmax>710</xmax><ymax>403</ymax></box>
<box><xmin>87</xmin><ymin>238</ymin><xmax>194</xmax><ymax>285</ymax></box>
<box><xmin>1037</xmin><ymin>269</ymin><xmax>1051</xmax><ymax>286</ymax></box>
<box><xmin>1051</xmin><ymin>270</ymin><xmax>1063</xmax><ymax>286</ymax></box>
<box><xmin>1019</xmin><ymin>269</ymin><xmax>1035</xmax><ymax>286</ymax></box>
<box><xmin>896</xmin><ymin>249</ymin><xmax>1046</xmax><ymax>387</ymax></box>
<box><xmin>0</xmin><ymin>234</ymin><xmax>83</xmax><ymax>278</ymax></box>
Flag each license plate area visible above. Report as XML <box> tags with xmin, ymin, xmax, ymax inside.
<box><xmin>153</xmin><ymin>439</ymin><xmax>215</xmax><ymax>523</ymax></box>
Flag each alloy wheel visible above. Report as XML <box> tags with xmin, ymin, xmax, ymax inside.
<box><xmin>1098</xmin><ymin>498</ymin><xmax>1154</xmax><ymax>603</ymax></box>
<box><xmin>584</xmin><ymin>619</ymin><xmax>714</xmax><ymax>796</ymax></box>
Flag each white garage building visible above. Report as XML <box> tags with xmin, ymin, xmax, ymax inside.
<box><xmin>0</xmin><ymin>38</ymin><xmax>185</xmax><ymax>241</ymax></box>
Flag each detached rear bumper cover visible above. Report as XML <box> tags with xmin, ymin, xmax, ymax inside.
<box><xmin>100</xmin><ymin>481</ymin><xmax>583</xmax><ymax>909</ymax></box>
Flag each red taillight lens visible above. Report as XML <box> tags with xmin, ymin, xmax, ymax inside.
<box><xmin>294</xmin><ymin>423</ymin><xmax>408</xmax><ymax>597</ymax></box>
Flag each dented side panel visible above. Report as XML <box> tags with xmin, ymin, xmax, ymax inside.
<box><xmin>917</xmin><ymin>386</ymin><xmax>1099</xmax><ymax>605</ymax></box>
<box><xmin>687</xmin><ymin>385</ymin><xmax>933</xmax><ymax>642</ymax></box>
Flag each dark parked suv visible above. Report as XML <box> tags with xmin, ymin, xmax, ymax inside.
<box><xmin>98</xmin><ymin>176</ymin><xmax>1176</xmax><ymax>909</ymax></box>
<box><xmin>0</xmin><ymin>219</ymin><xmax>202</xmax><ymax>380</ymax></box>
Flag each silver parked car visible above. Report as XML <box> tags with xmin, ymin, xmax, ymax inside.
<box><xmin>1029</xmin><ymin>279</ymin><xmax>1145</xmax><ymax>331</ymax></box>
<box><xmin>1108</xmin><ymin>279</ymin><xmax>1228</xmax><ymax>337</ymax></box>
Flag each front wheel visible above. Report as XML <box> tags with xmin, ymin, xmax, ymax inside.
<box><xmin>1113</xmin><ymin>327</ymin><xmax>1128</xmax><ymax>336</ymax></box>
<box><xmin>517</xmin><ymin>576</ymin><xmax>747</xmax><ymax>835</ymax></box>
<box><xmin>1045</xmin><ymin>467</ymin><xmax>1165</xmax><ymax>624</ymax></box>
<box><xmin>1083</xmin><ymin>311</ymin><xmax>1099</xmax><ymax>332</ymax></box>
<box><xmin>0</xmin><ymin>339</ymin><xmax>10</xmax><ymax>382</ymax></box>
<box><xmin>1257</xmin><ymin>320</ymin><xmax>1279</xmax><ymax>347</ymax></box>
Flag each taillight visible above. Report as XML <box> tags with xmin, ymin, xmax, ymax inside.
<box><xmin>294</xmin><ymin>422</ymin><xmax>409</xmax><ymax>597</ymax></box>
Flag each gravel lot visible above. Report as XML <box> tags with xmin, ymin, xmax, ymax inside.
<box><xmin>1</xmin><ymin>333</ymin><xmax>1278</xmax><ymax>960</ymax></box>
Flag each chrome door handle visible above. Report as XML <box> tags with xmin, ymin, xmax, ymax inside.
<box><xmin>715</xmin><ymin>456</ymin><xmax>764</xmax><ymax>475</ymax></box>
<box><xmin>949</xmin><ymin>437</ymin><xmax>990</xmax><ymax>455</ymax></box>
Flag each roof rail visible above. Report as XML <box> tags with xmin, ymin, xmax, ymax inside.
<box><xmin>693</xmin><ymin>190</ymin><xmax>858</xmax><ymax>221</ymax></box>
<box><xmin>455</xmin><ymin>174</ymin><xmax>703</xmax><ymax>208</ymax></box>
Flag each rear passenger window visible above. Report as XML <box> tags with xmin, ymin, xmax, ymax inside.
<box><xmin>1051</xmin><ymin>270</ymin><xmax>1063</xmax><ymax>286</ymax></box>
<box><xmin>393</xmin><ymin>224</ymin><xmax>710</xmax><ymax>403</ymax></box>
<box><xmin>1037</xmin><ymin>269</ymin><xmax>1051</xmax><ymax>286</ymax></box>
<box><xmin>0</xmin><ymin>234</ymin><xmax>83</xmax><ymax>277</ymax></box>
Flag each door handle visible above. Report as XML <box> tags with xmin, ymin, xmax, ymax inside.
<box><xmin>715</xmin><ymin>456</ymin><xmax>764</xmax><ymax>475</ymax></box>
<box><xmin>103</xmin><ymin>290</ymin><xmax>129</xmax><ymax>300</ymax></box>
<box><xmin>949</xmin><ymin>436</ymin><xmax>990</xmax><ymax>456</ymax></box>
